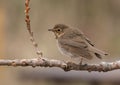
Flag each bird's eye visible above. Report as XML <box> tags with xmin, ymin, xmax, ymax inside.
<box><xmin>57</xmin><ymin>29</ymin><xmax>61</xmax><ymax>32</ymax></box>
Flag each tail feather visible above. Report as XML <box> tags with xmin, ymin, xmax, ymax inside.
<box><xmin>94</xmin><ymin>53</ymin><xmax>102</xmax><ymax>59</ymax></box>
<box><xmin>89</xmin><ymin>46</ymin><xmax>108</xmax><ymax>59</ymax></box>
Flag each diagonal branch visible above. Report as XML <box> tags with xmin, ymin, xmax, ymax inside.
<box><xmin>25</xmin><ymin>0</ymin><xmax>42</xmax><ymax>57</ymax></box>
<box><xmin>0</xmin><ymin>58</ymin><xmax>120</xmax><ymax>72</ymax></box>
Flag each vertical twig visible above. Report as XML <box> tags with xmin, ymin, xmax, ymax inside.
<box><xmin>25</xmin><ymin>0</ymin><xmax>43</xmax><ymax>57</ymax></box>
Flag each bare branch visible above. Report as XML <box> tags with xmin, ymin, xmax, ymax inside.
<box><xmin>0</xmin><ymin>58</ymin><xmax>120</xmax><ymax>72</ymax></box>
<box><xmin>25</xmin><ymin>0</ymin><xmax>42</xmax><ymax>57</ymax></box>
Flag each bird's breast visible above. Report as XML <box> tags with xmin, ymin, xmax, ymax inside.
<box><xmin>57</xmin><ymin>40</ymin><xmax>73</xmax><ymax>57</ymax></box>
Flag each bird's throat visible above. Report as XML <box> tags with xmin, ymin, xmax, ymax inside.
<box><xmin>54</xmin><ymin>33</ymin><xmax>64</xmax><ymax>39</ymax></box>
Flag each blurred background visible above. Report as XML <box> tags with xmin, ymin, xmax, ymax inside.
<box><xmin>0</xmin><ymin>0</ymin><xmax>120</xmax><ymax>85</ymax></box>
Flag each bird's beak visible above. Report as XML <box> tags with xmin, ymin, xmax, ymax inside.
<box><xmin>48</xmin><ymin>29</ymin><xmax>54</xmax><ymax>32</ymax></box>
<box><xmin>48</xmin><ymin>29</ymin><xmax>58</xmax><ymax>39</ymax></box>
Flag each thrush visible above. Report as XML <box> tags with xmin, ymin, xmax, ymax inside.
<box><xmin>48</xmin><ymin>24</ymin><xmax>108</xmax><ymax>62</ymax></box>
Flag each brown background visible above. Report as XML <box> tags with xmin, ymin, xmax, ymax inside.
<box><xmin>0</xmin><ymin>0</ymin><xmax>120</xmax><ymax>85</ymax></box>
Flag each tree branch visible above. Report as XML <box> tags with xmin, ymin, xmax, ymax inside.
<box><xmin>25</xmin><ymin>0</ymin><xmax>42</xmax><ymax>57</ymax></box>
<box><xmin>0</xmin><ymin>58</ymin><xmax>120</xmax><ymax>72</ymax></box>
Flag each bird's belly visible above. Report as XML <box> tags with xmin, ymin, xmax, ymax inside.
<box><xmin>57</xmin><ymin>41</ymin><xmax>73</xmax><ymax>57</ymax></box>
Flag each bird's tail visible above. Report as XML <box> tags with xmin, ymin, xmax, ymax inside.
<box><xmin>89</xmin><ymin>46</ymin><xmax>108</xmax><ymax>59</ymax></box>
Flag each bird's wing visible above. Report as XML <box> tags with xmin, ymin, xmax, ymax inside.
<box><xmin>59</xmin><ymin>38</ymin><xmax>88</xmax><ymax>49</ymax></box>
<box><xmin>58</xmin><ymin>38</ymin><xmax>93</xmax><ymax>59</ymax></box>
<box><xmin>74</xmin><ymin>28</ymin><xmax>95</xmax><ymax>46</ymax></box>
<box><xmin>83</xmin><ymin>35</ymin><xmax>95</xmax><ymax>46</ymax></box>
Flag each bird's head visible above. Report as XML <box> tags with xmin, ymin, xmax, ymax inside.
<box><xmin>48</xmin><ymin>24</ymin><xmax>69</xmax><ymax>39</ymax></box>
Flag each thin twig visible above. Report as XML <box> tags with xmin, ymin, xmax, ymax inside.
<box><xmin>0</xmin><ymin>58</ymin><xmax>120</xmax><ymax>72</ymax></box>
<box><xmin>25</xmin><ymin>0</ymin><xmax>42</xmax><ymax>57</ymax></box>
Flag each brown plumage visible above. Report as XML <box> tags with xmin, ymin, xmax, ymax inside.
<box><xmin>48</xmin><ymin>24</ymin><xmax>108</xmax><ymax>60</ymax></box>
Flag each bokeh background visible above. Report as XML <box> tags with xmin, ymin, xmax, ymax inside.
<box><xmin>0</xmin><ymin>0</ymin><xmax>120</xmax><ymax>85</ymax></box>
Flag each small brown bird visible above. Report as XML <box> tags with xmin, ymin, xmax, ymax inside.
<box><xmin>48</xmin><ymin>24</ymin><xmax>108</xmax><ymax>62</ymax></box>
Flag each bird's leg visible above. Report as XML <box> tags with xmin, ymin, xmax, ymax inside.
<box><xmin>79</xmin><ymin>57</ymin><xmax>83</xmax><ymax>65</ymax></box>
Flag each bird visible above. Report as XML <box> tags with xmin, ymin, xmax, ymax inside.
<box><xmin>48</xmin><ymin>24</ymin><xmax>108</xmax><ymax>63</ymax></box>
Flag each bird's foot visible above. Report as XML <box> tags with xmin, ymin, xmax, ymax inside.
<box><xmin>79</xmin><ymin>58</ymin><xmax>83</xmax><ymax>66</ymax></box>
